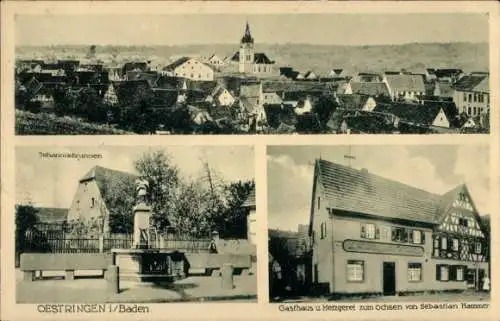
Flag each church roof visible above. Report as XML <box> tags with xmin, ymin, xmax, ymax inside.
<box><xmin>241</xmin><ymin>22</ymin><xmax>254</xmax><ymax>44</ymax></box>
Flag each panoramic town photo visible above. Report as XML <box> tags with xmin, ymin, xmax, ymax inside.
<box><xmin>15</xmin><ymin>145</ymin><xmax>256</xmax><ymax>303</ymax></box>
<box><xmin>267</xmin><ymin>145</ymin><xmax>491</xmax><ymax>302</ymax></box>
<box><xmin>14</xmin><ymin>13</ymin><xmax>490</xmax><ymax>135</ymax></box>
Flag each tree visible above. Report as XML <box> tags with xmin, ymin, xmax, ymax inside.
<box><xmin>99</xmin><ymin>174</ymin><xmax>136</xmax><ymax>234</ymax></box>
<box><xmin>313</xmin><ymin>94</ymin><xmax>338</xmax><ymax>131</ymax></box>
<box><xmin>15</xmin><ymin>204</ymin><xmax>40</xmax><ymax>265</ymax></box>
<box><xmin>213</xmin><ymin>180</ymin><xmax>255</xmax><ymax>239</ymax></box>
<box><xmin>134</xmin><ymin>150</ymin><xmax>180</xmax><ymax>231</ymax></box>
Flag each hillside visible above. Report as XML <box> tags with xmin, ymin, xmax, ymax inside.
<box><xmin>16</xmin><ymin>42</ymin><xmax>488</xmax><ymax>75</ymax></box>
<box><xmin>16</xmin><ymin>110</ymin><xmax>132</xmax><ymax>135</ymax></box>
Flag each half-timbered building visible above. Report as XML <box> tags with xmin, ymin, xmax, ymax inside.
<box><xmin>309</xmin><ymin>159</ymin><xmax>489</xmax><ymax>296</ymax></box>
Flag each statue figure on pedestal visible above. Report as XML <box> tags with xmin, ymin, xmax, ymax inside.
<box><xmin>135</xmin><ymin>178</ymin><xmax>150</xmax><ymax>205</ymax></box>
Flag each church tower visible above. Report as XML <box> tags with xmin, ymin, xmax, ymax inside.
<box><xmin>239</xmin><ymin>22</ymin><xmax>255</xmax><ymax>73</ymax></box>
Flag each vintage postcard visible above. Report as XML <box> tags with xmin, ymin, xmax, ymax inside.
<box><xmin>1</xmin><ymin>1</ymin><xmax>499</xmax><ymax>321</ymax></box>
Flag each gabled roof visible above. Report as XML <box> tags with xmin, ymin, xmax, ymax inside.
<box><xmin>126</xmin><ymin>71</ymin><xmax>160</xmax><ymax>87</ymax></box>
<box><xmin>350</xmin><ymin>82</ymin><xmax>390</xmax><ymax>96</ymax></box>
<box><xmin>254</xmin><ymin>53</ymin><xmax>274</xmax><ymax>64</ymax></box>
<box><xmin>384</xmin><ymin>74</ymin><xmax>425</xmax><ymax>92</ymax></box>
<box><xmin>80</xmin><ymin>166</ymin><xmax>138</xmax><ymax>193</ymax></box>
<box><xmin>35</xmin><ymin>207</ymin><xmax>68</xmax><ymax>223</ymax></box>
<box><xmin>454</xmin><ymin>75</ymin><xmax>489</xmax><ymax>93</ymax></box>
<box><xmin>338</xmin><ymin>94</ymin><xmax>370</xmax><ymax>110</ymax></box>
<box><xmin>313</xmin><ymin>159</ymin><xmax>442</xmax><ymax>224</ymax></box>
<box><xmin>434</xmin><ymin>69</ymin><xmax>464</xmax><ymax>78</ymax></box>
<box><xmin>163</xmin><ymin>57</ymin><xmax>192</xmax><ymax>71</ymax></box>
<box><xmin>242</xmin><ymin>187</ymin><xmax>256</xmax><ymax>208</ymax></box>
<box><xmin>373</xmin><ymin>103</ymin><xmax>446</xmax><ymax>126</ymax></box>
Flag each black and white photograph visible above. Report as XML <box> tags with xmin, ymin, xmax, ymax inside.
<box><xmin>15</xmin><ymin>145</ymin><xmax>257</xmax><ymax>303</ymax></box>
<box><xmin>267</xmin><ymin>145</ymin><xmax>491</xmax><ymax>302</ymax></box>
<box><xmin>14</xmin><ymin>13</ymin><xmax>490</xmax><ymax>135</ymax></box>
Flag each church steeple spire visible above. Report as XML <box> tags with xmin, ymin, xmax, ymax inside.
<box><xmin>241</xmin><ymin>21</ymin><xmax>254</xmax><ymax>44</ymax></box>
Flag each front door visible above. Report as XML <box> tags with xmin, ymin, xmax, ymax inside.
<box><xmin>383</xmin><ymin>262</ymin><xmax>396</xmax><ymax>295</ymax></box>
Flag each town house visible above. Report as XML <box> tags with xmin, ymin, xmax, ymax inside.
<box><xmin>67</xmin><ymin>166</ymin><xmax>137</xmax><ymax>234</ymax></box>
<box><xmin>309</xmin><ymin>159</ymin><xmax>489</xmax><ymax>296</ymax></box>
<box><xmin>383</xmin><ymin>74</ymin><xmax>426</xmax><ymax>101</ymax></box>
<box><xmin>163</xmin><ymin>57</ymin><xmax>215</xmax><ymax>81</ymax></box>
<box><xmin>452</xmin><ymin>73</ymin><xmax>489</xmax><ymax>117</ymax></box>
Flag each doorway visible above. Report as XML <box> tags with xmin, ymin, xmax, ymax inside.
<box><xmin>383</xmin><ymin>262</ymin><xmax>396</xmax><ymax>295</ymax></box>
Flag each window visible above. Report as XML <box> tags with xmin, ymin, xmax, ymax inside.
<box><xmin>317</xmin><ymin>197</ymin><xmax>321</xmax><ymax>210</ymax></box>
<box><xmin>459</xmin><ymin>218</ymin><xmax>467</xmax><ymax>227</ymax></box>
<box><xmin>436</xmin><ymin>265</ymin><xmax>449</xmax><ymax>281</ymax></box>
<box><xmin>361</xmin><ymin>223</ymin><xmax>379</xmax><ymax>239</ymax></box>
<box><xmin>91</xmin><ymin>197</ymin><xmax>95</xmax><ymax>208</ymax></box>
<box><xmin>473</xmin><ymin>107</ymin><xmax>477</xmax><ymax>115</ymax></box>
<box><xmin>410</xmin><ymin>230</ymin><xmax>424</xmax><ymax>244</ymax></box>
<box><xmin>408</xmin><ymin>263</ymin><xmax>422</xmax><ymax>282</ymax></box>
<box><xmin>320</xmin><ymin>222</ymin><xmax>327</xmax><ymax>239</ymax></box>
<box><xmin>347</xmin><ymin>260</ymin><xmax>364</xmax><ymax>282</ymax></box>
<box><xmin>392</xmin><ymin>227</ymin><xmax>407</xmax><ymax>242</ymax></box>
<box><xmin>464</xmin><ymin>93</ymin><xmax>467</xmax><ymax>102</ymax></box>
<box><xmin>441</xmin><ymin>237</ymin><xmax>447</xmax><ymax>250</ymax></box>
<box><xmin>452</xmin><ymin>238</ymin><xmax>459</xmax><ymax>251</ymax></box>
<box><xmin>456</xmin><ymin>266</ymin><xmax>464</xmax><ymax>281</ymax></box>
<box><xmin>468</xmin><ymin>93</ymin><xmax>472</xmax><ymax>101</ymax></box>
<box><xmin>475</xmin><ymin>242</ymin><xmax>482</xmax><ymax>254</ymax></box>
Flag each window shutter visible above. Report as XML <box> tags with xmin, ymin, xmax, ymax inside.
<box><xmin>421</xmin><ymin>232</ymin><xmax>426</xmax><ymax>244</ymax></box>
<box><xmin>449</xmin><ymin>266</ymin><xmax>456</xmax><ymax>281</ymax></box>
<box><xmin>375</xmin><ymin>226</ymin><xmax>380</xmax><ymax>240</ymax></box>
<box><xmin>361</xmin><ymin>224</ymin><xmax>366</xmax><ymax>238</ymax></box>
<box><xmin>436</xmin><ymin>265</ymin><xmax>441</xmax><ymax>281</ymax></box>
<box><xmin>408</xmin><ymin>230</ymin><xmax>414</xmax><ymax>243</ymax></box>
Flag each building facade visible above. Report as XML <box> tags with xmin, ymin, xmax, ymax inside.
<box><xmin>452</xmin><ymin>74</ymin><xmax>490</xmax><ymax>117</ymax></box>
<box><xmin>163</xmin><ymin>57</ymin><xmax>215</xmax><ymax>81</ymax></box>
<box><xmin>242</xmin><ymin>187</ymin><xmax>256</xmax><ymax>245</ymax></box>
<box><xmin>309</xmin><ymin>159</ymin><xmax>489</xmax><ymax>295</ymax></box>
<box><xmin>66</xmin><ymin>166</ymin><xmax>137</xmax><ymax>234</ymax></box>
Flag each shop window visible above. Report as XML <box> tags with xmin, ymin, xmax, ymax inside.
<box><xmin>408</xmin><ymin>263</ymin><xmax>422</xmax><ymax>282</ymax></box>
<box><xmin>347</xmin><ymin>260</ymin><xmax>364</xmax><ymax>282</ymax></box>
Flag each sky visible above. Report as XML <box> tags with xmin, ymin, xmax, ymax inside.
<box><xmin>267</xmin><ymin>145</ymin><xmax>490</xmax><ymax>232</ymax></box>
<box><xmin>15</xmin><ymin>145</ymin><xmax>254</xmax><ymax>208</ymax></box>
<box><xmin>15</xmin><ymin>13</ymin><xmax>489</xmax><ymax>46</ymax></box>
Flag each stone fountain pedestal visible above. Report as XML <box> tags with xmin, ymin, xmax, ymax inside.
<box><xmin>111</xmin><ymin>203</ymin><xmax>186</xmax><ymax>285</ymax></box>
